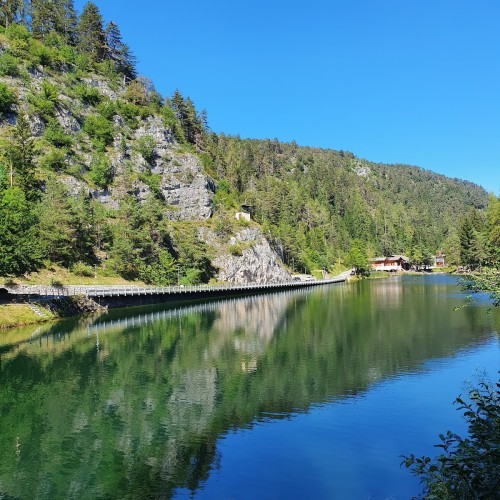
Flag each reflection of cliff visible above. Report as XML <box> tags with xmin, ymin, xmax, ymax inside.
<box><xmin>0</xmin><ymin>278</ymin><xmax>497</xmax><ymax>498</ymax></box>
<box><xmin>208</xmin><ymin>293</ymin><xmax>292</xmax><ymax>360</ymax></box>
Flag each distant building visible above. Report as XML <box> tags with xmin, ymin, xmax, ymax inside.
<box><xmin>235</xmin><ymin>212</ymin><xmax>251</xmax><ymax>221</ymax></box>
<box><xmin>433</xmin><ymin>254</ymin><xmax>446</xmax><ymax>268</ymax></box>
<box><xmin>370</xmin><ymin>255</ymin><xmax>410</xmax><ymax>272</ymax></box>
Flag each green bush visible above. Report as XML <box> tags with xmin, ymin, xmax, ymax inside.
<box><xmin>0</xmin><ymin>82</ymin><xmax>16</xmax><ymax>116</ymax></box>
<box><xmin>71</xmin><ymin>261</ymin><xmax>94</xmax><ymax>277</ymax></box>
<box><xmin>28</xmin><ymin>81</ymin><xmax>59</xmax><ymax>121</ymax></box>
<box><xmin>90</xmin><ymin>154</ymin><xmax>113</xmax><ymax>188</ymax></box>
<box><xmin>134</xmin><ymin>135</ymin><xmax>156</xmax><ymax>163</ymax></box>
<box><xmin>403</xmin><ymin>378</ymin><xmax>500</xmax><ymax>498</ymax></box>
<box><xmin>29</xmin><ymin>40</ymin><xmax>54</xmax><ymax>67</ymax></box>
<box><xmin>74</xmin><ymin>84</ymin><xmax>102</xmax><ymax>106</ymax></box>
<box><xmin>0</xmin><ymin>53</ymin><xmax>19</xmax><ymax>77</ymax></box>
<box><xmin>228</xmin><ymin>243</ymin><xmax>243</xmax><ymax>256</ymax></box>
<box><xmin>83</xmin><ymin>114</ymin><xmax>114</xmax><ymax>147</ymax></box>
<box><xmin>97</xmin><ymin>100</ymin><xmax>116</xmax><ymax>120</ymax></box>
<box><xmin>39</xmin><ymin>148</ymin><xmax>67</xmax><ymax>171</ymax></box>
<box><xmin>43</xmin><ymin>121</ymin><xmax>72</xmax><ymax>148</ymax></box>
<box><xmin>5</xmin><ymin>24</ymin><xmax>31</xmax><ymax>41</ymax></box>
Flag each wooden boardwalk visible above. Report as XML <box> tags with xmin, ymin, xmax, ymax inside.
<box><xmin>4</xmin><ymin>272</ymin><xmax>351</xmax><ymax>299</ymax></box>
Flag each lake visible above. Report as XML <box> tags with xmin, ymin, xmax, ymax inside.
<box><xmin>0</xmin><ymin>275</ymin><xmax>498</xmax><ymax>499</ymax></box>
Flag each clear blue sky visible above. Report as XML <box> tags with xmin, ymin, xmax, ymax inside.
<box><xmin>76</xmin><ymin>0</ymin><xmax>500</xmax><ymax>193</ymax></box>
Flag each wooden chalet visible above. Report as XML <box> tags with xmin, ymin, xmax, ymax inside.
<box><xmin>369</xmin><ymin>255</ymin><xmax>410</xmax><ymax>272</ymax></box>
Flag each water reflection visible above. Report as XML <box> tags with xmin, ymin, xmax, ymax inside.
<box><xmin>0</xmin><ymin>276</ymin><xmax>497</xmax><ymax>498</ymax></box>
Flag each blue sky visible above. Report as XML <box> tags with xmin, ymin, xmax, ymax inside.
<box><xmin>76</xmin><ymin>0</ymin><xmax>500</xmax><ymax>193</ymax></box>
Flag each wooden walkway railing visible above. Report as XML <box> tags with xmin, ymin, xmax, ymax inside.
<box><xmin>5</xmin><ymin>274</ymin><xmax>350</xmax><ymax>299</ymax></box>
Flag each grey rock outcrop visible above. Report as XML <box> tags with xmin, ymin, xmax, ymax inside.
<box><xmin>202</xmin><ymin>227</ymin><xmax>291</xmax><ymax>284</ymax></box>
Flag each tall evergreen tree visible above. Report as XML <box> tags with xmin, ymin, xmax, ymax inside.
<box><xmin>0</xmin><ymin>114</ymin><xmax>37</xmax><ymax>200</ymax></box>
<box><xmin>61</xmin><ymin>0</ymin><xmax>78</xmax><ymax>45</ymax></box>
<box><xmin>104</xmin><ymin>21</ymin><xmax>136</xmax><ymax>80</ymax></box>
<box><xmin>77</xmin><ymin>1</ymin><xmax>106</xmax><ymax>61</ymax></box>
<box><xmin>31</xmin><ymin>0</ymin><xmax>63</xmax><ymax>40</ymax></box>
<box><xmin>0</xmin><ymin>0</ymin><xmax>25</xmax><ymax>27</ymax></box>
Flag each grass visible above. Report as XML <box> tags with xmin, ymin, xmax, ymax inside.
<box><xmin>0</xmin><ymin>304</ymin><xmax>55</xmax><ymax>329</ymax></box>
<box><xmin>0</xmin><ymin>265</ymin><xmax>146</xmax><ymax>286</ymax></box>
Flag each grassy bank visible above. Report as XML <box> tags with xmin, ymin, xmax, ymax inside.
<box><xmin>0</xmin><ymin>265</ymin><xmax>146</xmax><ymax>287</ymax></box>
<box><xmin>0</xmin><ymin>304</ymin><xmax>55</xmax><ymax>329</ymax></box>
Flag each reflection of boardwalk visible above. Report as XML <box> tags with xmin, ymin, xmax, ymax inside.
<box><xmin>86</xmin><ymin>287</ymin><xmax>313</xmax><ymax>337</ymax></box>
<box><xmin>5</xmin><ymin>275</ymin><xmax>347</xmax><ymax>299</ymax></box>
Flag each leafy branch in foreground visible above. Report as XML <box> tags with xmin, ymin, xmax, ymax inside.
<box><xmin>460</xmin><ymin>269</ymin><xmax>500</xmax><ymax>307</ymax></box>
<box><xmin>402</xmin><ymin>378</ymin><xmax>500</xmax><ymax>499</ymax></box>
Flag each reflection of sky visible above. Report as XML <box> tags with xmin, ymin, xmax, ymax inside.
<box><xmin>188</xmin><ymin>338</ymin><xmax>499</xmax><ymax>499</ymax></box>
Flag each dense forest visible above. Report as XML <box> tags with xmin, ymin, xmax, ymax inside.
<box><xmin>0</xmin><ymin>0</ymin><xmax>498</xmax><ymax>284</ymax></box>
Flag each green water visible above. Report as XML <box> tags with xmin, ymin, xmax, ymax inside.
<box><xmin>0</xmin><ymin>275</ymin><xmax>498</xmax><ymax>498</ymax></box>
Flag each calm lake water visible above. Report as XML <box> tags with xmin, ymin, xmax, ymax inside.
<box><xmin>0</xmin><ymin>275</ymin><xmax>498</xmax><ymax>499</ymax></box>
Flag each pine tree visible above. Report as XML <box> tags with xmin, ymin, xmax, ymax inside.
<box><xmin>77</xmin><ymin>1</ymin><xmax>106</xmax><ymax>61</ymax></box>
<box><xmin>0</xmin><ymin>114</ymin><xmax>38</xmax><ymax>200</ymax></box>
<box><xmin>0</xmin><ymin>0</ymin><xmax>25</xmax><ymax>27</ymax></box>
<box><xmin>61</xmin><ymin>0</ymin><xmax>78</xmax><ymax>45</ymax></box>
<box><xmin>31</xmin><ymin>0</ymin><xmax>63</xmax><ymax>40</ymax></box>
<box><xmin>104</xmin><ymin>21</ymin><xmax>136</xmax><ymax>80</ymax></box>
<box><xmin>0</xmin><ymin>186</ymin><xmax>41</xmax><ymax>276</ymax></box>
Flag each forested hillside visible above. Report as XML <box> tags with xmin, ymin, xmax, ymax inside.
<box><xmin>0</xmin><ymin>1</ymin><xmax>496</xmax><ymax>284</ymax></box>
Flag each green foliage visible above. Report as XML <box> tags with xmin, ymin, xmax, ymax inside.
<box><xmin>71</xmin><ymin>261</ymin><xmax>94</xmax><ymax>277</ymax></box>
<box><xmin>0</xmin><ymin>52</ymin><xmax>19</xmax><ymax>76</ymax></box>
<box><xmin>96</xmin><ymin>99</ymin><xmax>116</xmax><ymax>120</ymax></box>
<box><xmin>90</xmin><ymin>153</ymin><xmax>112</xmax><ymax>188</ymax></box>
<box><xmin>28</xmin><ymin>81</ymin><xmax>59</xmax><ymax>121</ymax></box>
<box><xmin>73</xmin><ymin>83</ymin><xmax>102</xmax><ymax>105</ymax></box>
<box><xmin>403</xmin><ymin>378</ymin><xmax>500</xmax><ymax>499</ymax></box>
<box><xmin>133</xmin><ymin>135</ymin><xmax>156</xmax><ymax>163</ymax></box>
<box><xmin>4</xmin><ymin>22</ymin><xmax>30</xmax><ymax>41</ymax></box>
<box><xmin>0</xmin><ymin>81</ymin><xmax>16</xmax><ymax>115</ymax></box>
<box><xmin>0</xmin><ymin>114</ymin><xmax>37</xmax><ymax>199</ymax></box>
<box><xmin>461</xmin><ymin>269</ymin><xmax>500</xmax><ymax>307</ymax></box>
<box><xmin>346</xmin><ymin>240</ymin><xmax>369</xmax><ymax>276</ymax></box>
<box><xmin>43</xmin><ymin>120</ymin><xmax>72</xmax><ymax>147</ymax></box>
<box><xmin>83</xmin><ymin>113</ymin><xmax>113</xmax><ymax>147</ymax></box>
<box><xmin>38</xmin><ymin>147</ymin><xmax>66</xmax><ymax>171</ymax></box>
<box><xmin>228</xmin><ymin>243</ymin><xmax>243</xmax><ymax>256</ymax></box>
<box><xmin>38</xmin><ymin>179</ymin><xmax>96</xmax><ymax>266</ymax></box>
<box><xmin>77</xmin><ymin>1</ymin><xmax>106</xmax><ymax>62</ymax></box>
<box><xmin>0</xmin><ymin>185</ymin><xmax>41</xmax><ymax>276</ymax></box>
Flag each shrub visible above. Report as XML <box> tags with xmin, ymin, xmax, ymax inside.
<box><xmin>0</xmin><ymin>82</ymin><xmax>16</xmax><ymax>116</ymax></box>
<box><xmin>43</xmin><ymin>121</ymin><xmax>72</xmax><ymax>148</ymax></box>
<box><xmin>5</xmin><ymin>24</ymin><xmax>31</xmax><ymax>41</ymax></box>
<box><xmin>71</xmin><ymin>261</ymin><xmax>94</xmax><ymax>277</ymax></box>
<box><xmin>97</xmin><ymin>100</ymin><xmax>116</xmax><ymax>120</ymax></box>
<box><xmin>228</xmin><ymin>244</ymin><xmax>243</xmax><ymax>256</ymax></box>
<box><xmin>134</xmin><ymin>135</ymin><xmax>156</xmax><ymax>163</ymax></box>
<box><xmin>402</xmin><ymin>378</ymin><xmax>500</xmax><ymax>498</ymax></box>
<box><xmin>90</xmin><ymin>154</ymin><xmax>113</xmax><ymax>188</ymax></box>
<box><xmin>39</xmin><ymin>148</ymin><xmax>67</xmax><ymax>171</ymax></box>
<box><xmin>29</xmin><ymin>40</ymin><xmax>54</xmax><ymax>67</ymax></box>
<box><xmin>83</xmin><ymin>114</ymin><xmax>114</xmax><ymax>147</ymax></box>
<box><xmin>74</xmin><ymin>84</ymin><xmax>102</xmax><ymax>106</ymax></box>
<box><xmin>28</xmin><ymin>81</ymin><xmax>59</xmax><ymax>121</ymax></box>
<box><xmin>0</xmin><ymin>53</ymin><xmax>19</xmax><ymax>77</ymax></box>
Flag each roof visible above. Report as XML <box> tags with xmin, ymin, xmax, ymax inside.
<box><xmin>370</xmin><ymin>255</ymin><xmax>409</xmax><ymax>263</ymax></box>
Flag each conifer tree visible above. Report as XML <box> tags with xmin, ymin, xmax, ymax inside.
<box><xmin>31</xmin><ymin>0</ymin><xmax>63</xmax><ymax>40</ymax></box>
<box><xmin>61</xmin><ymin>0</ymin><xmax>78</xmax><ymax>45</ymax></box>
<box><xmin>104</xmin><ymin>21</ymin><xmax>136</xmax><ymax>80</ymax></box>
<box><xmin>77</xmin><ymin>1</ymin><xmax>106</xmax><ymax>61</ymax></box>
<box><xmin>0</xmin><ymin>114</ymin><xmax>37</xmax><ymax>200</ymax></box>
<box><xmin>0</xmin><ymin>0</ymin><xmax>25</xmax><ymax>27</ymax></box>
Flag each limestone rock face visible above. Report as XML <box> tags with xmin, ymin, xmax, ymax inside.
<box><xmin>202</xmin><ymin>227</ymin><xmax>291</xmax><ymax>284</ymax></box>
<box><xmin>158</xmin><ymin>154</ymin><xmax>215</xmax><ymax>220</ymax></box>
